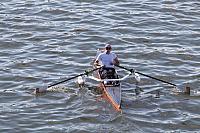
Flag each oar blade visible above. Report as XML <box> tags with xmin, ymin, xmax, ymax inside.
<box><xmin>33</xmin><ymin>85</ymin><xmax>48</xmax><ymax>94</ymax></box>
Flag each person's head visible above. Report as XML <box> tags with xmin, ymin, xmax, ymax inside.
<box><xmin>105</xmin><ymin>44</ymin><xmax>112</xmax><ymax>51</ymax></box>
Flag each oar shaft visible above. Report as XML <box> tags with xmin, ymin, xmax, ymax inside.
<box><xmin>116</xmin><ymin>65</ymin><xmax>176</xmax><ymax>87</ymax></box>
<box><xmin>136</xmin><ymin>71</ymin><xmax>176</xmax><ymax>86</ymax></box>
<box><xmin>48</xmin><ymin>67</ymin><xmax>101</xmax><ymax>88</ymax></box>
<box><xmin>48</xmin><ymin>74</ymin><xmax>83</xmax><ymax>88</ymax></box>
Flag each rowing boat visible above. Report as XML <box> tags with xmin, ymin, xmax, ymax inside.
<box><xmin>93</xmin><ymin>65</ymin><xmax>122</xmax><ymax>111</ymax></box>
<box><xmin>91</xmin><ymin>49</ymin><xmax>122</xmax><ymax>111</ymax></box>
<box><xmin>34</xmin><ymin>46</ymin><xmax>192</xmax><ymax>111</ymax></box>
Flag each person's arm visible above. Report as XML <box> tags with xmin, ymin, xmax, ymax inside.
<box><xmin>94</xmin><ymin>59</ymin><xmax>99</xmax><ymax>65</ymax></box>
<box><xmin>113</xmin><ymin>57</ymin><xmax>119</xmax><ymax>66</ymax></box>
<box><xmin>110</xmin><ymin>53</ymin><xmax>119</xmax><ymax>66</ymax></box>
<box><xmin>94</xmin><ymin>54</ymin><xmax>101</xmax><ymax>66</ymax></box>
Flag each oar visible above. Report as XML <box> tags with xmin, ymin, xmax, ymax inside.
<box><xmin>115</xmin><ymin>65</ymin><xmax>177</xmax><ymax>87</ymax></box>
<box><xmin>34</xmin><ymin>67</ymin><xmax>101</xmax><ymax>93</ymax></box>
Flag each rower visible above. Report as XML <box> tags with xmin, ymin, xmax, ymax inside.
<box><xmin>94</xmin><ymin>44</ymin><xmax>119</xmax><ymax>83</ymax></box>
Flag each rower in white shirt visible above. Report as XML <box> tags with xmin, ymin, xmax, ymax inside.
<box><xmin>94</xmin><ymin>44</ymin><xmax>119</xmax><ymax>79</ymax></box>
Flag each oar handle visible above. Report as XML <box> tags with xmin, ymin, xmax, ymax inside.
<box><xmin>115</xmin><ymin>65</ymin><xmax>176</xmax><ymax>87</ymax></box>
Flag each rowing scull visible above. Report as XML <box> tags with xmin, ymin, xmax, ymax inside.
<box><xmin>92</xmin><ymin>65</ymin><xmax>122</xmax><ymax>111</ymax></box>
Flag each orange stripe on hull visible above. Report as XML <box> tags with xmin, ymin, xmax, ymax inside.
<box><xmin>102</xmin><ymin>84</ymin><xmax>121</xmax><ymax>111</ymax></box>
<box><xmin>96</xmin><ymin>70</ymin><xmax>121</xmax><ymax>112</ymax></box>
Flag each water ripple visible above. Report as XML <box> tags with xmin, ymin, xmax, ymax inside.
<box><xmin>0</xmin><ymin>0</ymin><xmax>200</xmax><ymax>132</ymax></box>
